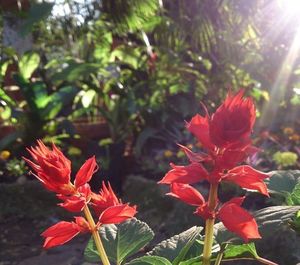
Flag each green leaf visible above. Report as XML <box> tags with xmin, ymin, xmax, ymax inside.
<box><xmin>52</xmin><ymin>62</ymin><xmax>100</xmax><ymax>83</ymax></box>
<box><xmin>81</xmin><ymin>89</ymin><xmax>96</xmax><ymax>108</ymax></box>
<box><xmin>214</xmin><ymin>206</ymin><xmax>300</xmax><ymax>244</ymax></box>
<box><xmin>286</xmin><ymin>183</ymin><xmax>300</xmax><ymax>206</ymax></box>
<box><xmin>20</xmin><ymin>2</ymin><xmax>54</xmax><ymax>36</ymax></box>
<box><xmin>84</xmin><ymin>218</ymin><xmax>154</xmax><ymax>264</ymax></box>
<box><xmin>266</xmin><ymin>170</ymin><xmax>300</xmax><ymax>194</ymax></box>
<box><xmin>0</xmin><ymin>88</ymin><xmax>16</xmax><ymax>106</ymax></box>
<box><xmin>223</xmin><ymin>243</ymin><xmax>258</xmax><ymax>259</ymax></box>
<box><xmin>126</xmin><ymin>256</ymin><xmax>172</xmax><ymax>265</ymax></box>
<box><xmin>18</xmin><ymin>52</ymin><xmax>40</xmax><ymax>80</ymax></box>
<box><xmin>148</xmin><ymin>226</ymin><xmax>203</xmax><ymax>264</ymax></box>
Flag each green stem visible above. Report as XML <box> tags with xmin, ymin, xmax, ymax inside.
<box><xmin>214</xmin><ymin>251</ymin><xmax>224</xmax><ymax>265</ymax></box>
<box><xmin>83</xmin><ymin>206</ymin><xmax>111</xmax><ymax>265</ymax></box>
<box><xmin>202</xmin><ymin>184</ymin><xmax>218</xmax><ymax>265</ymax></box>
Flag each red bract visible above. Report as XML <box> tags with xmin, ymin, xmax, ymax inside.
<box><xmin>42</xmin><ymin>217</ymin><xmax>90</xmax><ymax>249</ymax></box>
<box><xmin>91</xmin><ymin>181</ymin><xmax>121</xmax><ymax>216</ymax></box>
<box><xmin>167</xmin><ymin>183</ymin><xmax>205</xmax><ymax>206</ymax></box>
<box><xmin>209</xmin><ymin>90</ymin><xmax>256</xmax><ymax>149</ymax></box>
<box><xmin>159</xmin><ymin>163</ymin><xmax>208</xmax><ymax>185</ymax></box>
<box><xmin>23</xmin><ymin>140</ymin><xmax>73</xmax><ymax>195</ymax></box>
<box><xmin>218</xmin><ymin>197</ymin><xmax>261</xmax><ymax>242</ymax></box>
<box><xmin>98</xmin><ymin>204</ymin><xmax>137</xmax><ymax>225</ymax></box>
<box><xmin>58</xmin><ymin>184</ymin><xmax>92</xmax><ymax>212</ymax></box>
<box><xmin>222</xmin><ymin>166</ymin><xmax>270</xmax><ymax>197</ymax></box>
<box><xmin>74</xmin><ymin>156</ymin><xmax>98</xmax><ymax>188</ymax></box>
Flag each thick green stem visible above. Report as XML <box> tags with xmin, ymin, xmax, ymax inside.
<box><xmin>202</xmin><ymin>184</ymin><xmax>218</xmax><ymax>265</ymax></box>
<box><xmin>83</xmin><ymin>206</ymin><xmax>111</xmax><ymax>265</ymax></box>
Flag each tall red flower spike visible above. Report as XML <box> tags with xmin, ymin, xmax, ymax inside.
<box><xmin>159</xmin><ymin>89</ymin><xmax>271</xmax><ymax>244</ymax></box>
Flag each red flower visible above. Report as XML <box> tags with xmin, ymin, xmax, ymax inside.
<box><xmin>23</xmin><ymin>140</ymin><xmax>73</xmax><ymax>195</ymax></box>
<box><xmin>209</xmin><ymin>90</ymin><xmax>256</xmax><ymax>148</ymax></box>
<box><xmin>57</xmin><ymin>184</ymin><xmax>92</xmax><ymax>212</ymax></box>
<box><xmin>42</xmin><ymin>217</ymin><xmax>90</xmax><ymax>249</ymax></box>
<box><xmin>159</xmin><ymin>163</ymin><xmax>208</xmax><ymax>185</ymax></box>
<box><xmin>91</xmin><ymin>181</ymin><xmax>121</xmax><ymax>216</ymax></box>
<box><xmin>218</xmin><ymin>197</ymin><xmax>261</xmax><ymax>242</ymax></box>
<box><xmin>91</xmin><ymin>181</ymin><xmax>137</xmax><ymax>225</ymax></box>
<box><xmin>98</xmin><ymin>204</ymin><xmax>137</xmax><ymax>225</ymax></box>
<box><xmin>167</xmin><ymin>183</ymin><xmax>205</xmax><ymax>206</ymax></box>
<box><xmin>222</xmin><ymin>165</ymin><xmax>269</xmax><ymax>196</ymax></box>
<box><xmin>74</xmin><ymin>156</ymin><xmax>98</xmax><ymax>188</ymax></box>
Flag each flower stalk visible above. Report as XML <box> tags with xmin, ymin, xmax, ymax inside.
<box><xmin>202</xmin><ymin>184</ymin><xmax>218</xmax><ymax>265</ymax></box>
<box><xmin>83</xmin><ymin>206</ymin><xmax>111</xmax><ymax>265</ymax></box>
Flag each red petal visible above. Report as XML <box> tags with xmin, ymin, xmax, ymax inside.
<box><xmin>186</xmin><ymin>113</ymin><xmax>215</xmax><ymax>150</ymax></box>
<box><xmin>218</xmin><ymin>198</ymin><xmax>261</xmax><ymax>242</ymax></box>
<box><xmin>167</xmin><ymin>183</ymin><xmax>205</xmax><ymax>206</ymax></box>
<box><xmin>75</xmin><ymin>156</ymin><xmax>98</xmax><ymax>188</ymax></box>
<box><xmin>158</xmin><ymin>162</ymin><xmax>208</xmax><ymax>184</ymax></box>
<box><xmin>177</xmin><ymin>144</ymin><xmax>211</xmax><ymax>163</ymax></box>
<box><xmin>58</xmin><ymin>196</ymin><xmax>86</xmax><ymax>212</ymax></box>
<box><xmin>41</xmin><ymin>221</ymin><xmax>80</xmax><ymax>249</ymax></box>
<box><xmin>98</xmin><ymin>204</ymin><xmax>137</xmax><ymax>225</ymax></box>
<box><xmin>223</xmin><ymin>165</ymin><xmax>269</xmax><ymax>196</ymax></box>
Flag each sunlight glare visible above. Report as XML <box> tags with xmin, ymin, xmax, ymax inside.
<box><xmin>278</xmin><ymin>0</ymin><xmax>300</xmax><ymax>16</ymax></box>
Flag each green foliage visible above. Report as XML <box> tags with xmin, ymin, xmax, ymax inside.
<box><xmin>148</xmin><ymin>226</ymin><xmax>203</xmax><ymax>264</ymax></box>
<box><xmin>18</xmin><ymin>52</ymin><xmax>40</xmax><ymax>80</ymax></box>
<box><xmin>126</xmin><ymin>256</ymin><xmax>172</xmax><ymax>265</ymax></box>
<box><xmin>84</xmin><ymin>218</ymin><xmax>154</xmax><ymax>264</ymax></box>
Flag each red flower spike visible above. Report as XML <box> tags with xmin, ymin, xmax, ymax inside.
<box><xmin>23</xmin><ymin>140</ymin><xmax>73</xmax><ymax>195</ymax></box>
<box><xmin>159</xmin><ymin>162</ymin><xmax>208</xmax><ymax>185</ymax></box>
<box><xmin>98</xmin><ymin>204</ymin><xmax>137</xmax><ymax>225</ymax></box>
<box><xmin>209</xmin><ymin>90</ymin><xmax>256</xmax><ymax>149</ymax></box>
<box><xmin>218</xmin><ymin>197</ymin><xmax>261</xmax><ymax>242</ymax></box>
<box><xmin>91</xmin><ymin>181</ymin><xmax>121</xmax><ymax>217</ymax></box>
<box><xmin>74</xmin><ymin>156</ymin><xmax>98</xmax><ymax>188</ymax></box>
<box><xmin>167</xmin><ymin>183</ymin><xmax>205</xmax><ymax>206</ymax></box>
<box><xmin>41</xmin><ymin>217</ymin><xmax>90</xmax><ymax>249</ymax></box>
<box><xmin>177</xmin><ymin>144</ymin><xmax>211</xmax><ymax>163</ymax></box>
<box><xmin>222</xmin><ymin>165</ymin><xmax>270</xmax><ymax>197</ymax></box>
<box><xmin>186</xmin><ymin>113</ymin><xmax>215</xmax><ymax>151</ymax></box>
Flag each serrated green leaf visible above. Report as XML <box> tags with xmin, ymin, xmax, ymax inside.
<box><xmin>148</xmin><ymin>226</ymin><xmax>203</xmax><ymax>264</ymax></box>
<box><xmin>126</xmin><ymin>256</ymin><xmax>172</xmax><ymax>265</ymax></box>
<box><xmin>223</xmin><ymin>243</ymin><xmax>258</xmax><ymax>259</ymax></box>
<box><xmin>84</xmin><ymin>218</ymin><xmax>154</xmax><ymax>264</ymax></box>
<box><xmin>286</xmin><ymin>183</ymin><xmax>300</xmax><ymax>206</ymax></box>
<box><xmin>18</xmin><ymin>52</ymin><xmax>40</xmax><ymax>80</ymax></box>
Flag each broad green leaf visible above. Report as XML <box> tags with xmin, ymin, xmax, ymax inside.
<box><xmin>214</xmin><ymin>206</ymin><xmax>300</xmax><ymax>244</ymax></box>
<box><xmin>110</xmin><ymin>46</ymin><xmax>142</xmax><ymax>69</ymax></box>
<box><xmin>148</xmin><ymin>226</ymin><xmax>203</xmax><ymax>264</ymax></box>
<box><xmin>266</xmin><ymin>170</ymin><xmax>300</xmax><ymax>194</ymax></box>
<box><xmin>223</xmin><ymin>243</ymin><xmax>258</xmax><ymax>259</ymax></box>
<box><xmin>84</xmin><ymin>218</ymin><xmax>154</xmax><ymax>264</ymax></box>
<box><xmin>20</xmin><ymin>2</ymin><xmax>54</xmax><ymax>36</ymax></box>
<box><xmin>52</xmin><ymin>62</ymin><xmax>100</xmax><ymax>83</ymax></box>
<box><xmin>290</xmin><ymin>210</ymin><xmax>300</xmax><ymax>234</ymax></box>
<box><xmin>18</xmin><ymin>52</ymin><xmax>40</xmax><ymax>80</ymax></box>
<box><xmin>81</xmin><ymin>89</ymin><xmax>96</xmax><ymax>108</ymax></box>
<box><xmin>286</xmin><ymin>183</ymin><xmax>300</xmax><ymax>206</ymax></box>
<box><xmin>125</xmin><ymin>256</ymin><xmax>172</xmax><ymax>265</ymax></box>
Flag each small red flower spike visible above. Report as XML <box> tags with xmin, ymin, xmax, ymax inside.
<box><xmin>42</xmin><ymin>217</ymin><xmax>91</xmax><ymax>249</ymax></box>
<box><xmin>217</xmin><ymin>197</ymin><xmax>261</xmax><ymax>242</ymax></box>
<box><xmin>159</xmin><ymin>163</ymin><xmax>208</xmax><ymax>185</ymax></box>
<box><xmin>91</xmin><ymin>181</ymin><xmax>121</xmax><ymax>217</ymax></box>
<box><xmin>23</xmin><ymin>140</ymin><xmax>73</xmax><ymax>195</ymax></box>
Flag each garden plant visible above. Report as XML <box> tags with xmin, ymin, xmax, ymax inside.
<box><xmin>22</xmin><ymin>90</ymin><xmax>300</xmax><ymax>265</ymax></box>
